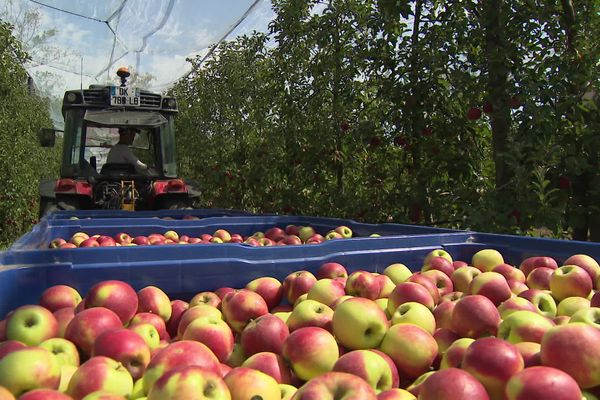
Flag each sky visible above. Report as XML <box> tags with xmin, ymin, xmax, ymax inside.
<box><xmin>4</xmin><ymin>0</ymin><xmax>275</xmax><ymax>96</ymax></box>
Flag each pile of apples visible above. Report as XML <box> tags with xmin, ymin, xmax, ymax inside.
<box><xmin>48</xmin><ymin>224</ymin><xmax>359</xmax><ymax>249</ymax></box>
<box><xmin>1</xmin><ymin>249</ymin><xmax>600</xmax><ymax>399</ymax></box>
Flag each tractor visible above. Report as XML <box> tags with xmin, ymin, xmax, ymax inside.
<box><xmin>38</xmin><ymin>67</ymin><xmax>197</xmax><ymax>217</ymax></box>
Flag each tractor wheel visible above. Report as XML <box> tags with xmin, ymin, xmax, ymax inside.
<box><xmin>39</xmin><ymin>198</ymin><xmax>59</xmax><ymax>219</ymax></box>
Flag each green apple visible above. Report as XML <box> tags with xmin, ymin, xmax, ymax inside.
<box><xmin>40</xmin><ymin>338</ymin><xmax>80</xmax><ymax>367</ymax></box>
<box><xmin>0</xmin><ymin>347</ymin><xmax>61</xmax><ymax>396</ymax></box>
<box><xmin>570</xmin><ymin>307</ymin><xmax>600</xmax><ymax>329</ymax></box>
<box><xmin>6</xmin><ymin>305</ymin><xmax>58</xmax><ymax>346</ymax></box>
<box><xmin>333</xmin><ymin>350</ymin><xmax>393</xmax><ymax>393</ymax></box>
<box><xmin>67</xmin><ymin>356</ymin><xmax>133</xmax><ymax>399</ymax></box>
<box><xmin>287</xmin><ymin>299</ymin><xmax>334</xmax><ymax>332</ymax></box>
<box><xmin>471</xmin><ymin>249</ymin><xmax>504</xmax><ymax>272</ymax></box>
<box><xmin>129</xmin><ymin>323</ymin><xmax>160</xmax><ymax>350</ymax></box>
<box><xmin>332</xmin><ymin>297</ymin><xmax>389</xmax><ymax>350</ymax></box>
<box><xmin>498</xmin><ymin>310</ymin><xmax>555</xmax><ymax>344</ymax></box>
<box><xmin>424</xmin><ymin>249</ymin><xmax>453</xmax><ymax>266</ymax></box>
<box><xmin>58</xmin><ymin>364</ymin><xmax>77</xmax><ymax>393</ymax></box>
<box><xmin>148</xmin><ymin>365</ymin><xmax>230</xmax><ymax>400</ymax></box>
<box><xmin>391</xmin><ymin>302</ymin><xmax>436</xmax><ymax>334</ymax></box>
<box><xmin>384</xmin><ymin>263</ymin><xmax>413</xmax><ymax>285</ymax></box>
<box><xmin>557</xmin><ymin>296</ymin><xmax>591</xmax><ymax>317</ymax></box>
<box><xmin>298</xmin><ymin>226</ymin><xmax>316</xmax><ymax>243</ymax></box>
<box><xmin>279</xmin><ymin>383</ymin><xmax>297</xmax><ymax>400</ymax></box>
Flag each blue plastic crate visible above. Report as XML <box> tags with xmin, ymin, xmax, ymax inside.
<box><xmin>2</xmin><ymin>232</ymin><xmax>599</xmax><ymax>318</ymax></box>
<box><xmin>43</xmin><ymin>208</ymin><xmax>258</xmax><ymax>220</ymax></box>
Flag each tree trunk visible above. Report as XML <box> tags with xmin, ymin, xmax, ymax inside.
<box><xmin>482</xmin><ymin>0</ymin><xmax>512</xmax><ymax>192</ymax></box>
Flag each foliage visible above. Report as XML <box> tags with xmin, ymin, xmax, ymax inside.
<box><xmin>0</xmin><ymin>21</ymin><xmax>60</xmax><ymax>248</ymax></box>
<box><xmin>171</xmin><ymin>0</ymin><xmax>600</xmax><ymax>240</ymax></box>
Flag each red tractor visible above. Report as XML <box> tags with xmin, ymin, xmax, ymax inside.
<box><xmin>38</xmin><ymin>68</ymin><xmax>197</xmax><ymax>216</ymax></box>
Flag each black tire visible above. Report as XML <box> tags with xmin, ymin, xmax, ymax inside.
<box><xmin>39</xmin><ymin>198</ymin><xmax>59</xmax><ymax>219</ymax></box>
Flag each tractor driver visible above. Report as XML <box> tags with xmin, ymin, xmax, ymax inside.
<box><xmin>106</xmin><ymin>127</ymin><xmax>149</xmax><ymax>173</ymax></box>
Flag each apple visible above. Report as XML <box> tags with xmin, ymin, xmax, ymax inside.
<box><xmin>265</xmin><ymin>227</ymin><xmax>287</xmax><ymax>242</ymax></box>
<box><xmin>246</xmin><ymin>277</ymin><xmax>283</xmax><ymax>310</ymax></box>
<box><xmin>305</xmin><ymin>234</ymin><xmax>324</xmax><ymax>244</ymax></box>
<box><xmin>211</xmin><ymin>229</ymin><xmax>231</xmax><ymax>243</ymax></box>
<box><xmin>324</xmin><ymin>231</ymin><xmax>344</xmax><ymax>240</ymax></box>
<box><xmin>69</xmin><ymin>232</ymin><xmax>89</xmax><ymax>246</ymax></box>
<box><xmin>526</xmin><ymin>267</ymin><xmax>554</xmax><ymax>290</ymax></box>
<box><xmin>550</xmin><ymin>265</ymin><xmax>593</xmax><ymax>301</ymax></box>
<box><xmin>387</xmin><ymin>282</ymin><xmax>435</xmax><ymax>314</ymax></box>
<box><xmin>67</xmin><ymin>356</ymin><xmax>133</xmax><ymax>399</ymax></box>
<box><xmin>281</xmin><ymin>235</ymin><xmax>302</xmax><ymax>245</ymax></box>
<box><xmin>0</xmin><ymin>347</ymin><xmax>61</xmax><ymax>396</ymax></box>
<box><xmin>0</xmin><ymin>340</ymin><xmax>26</xmax><ymax>360</ymax></box>
<box><xmin>176</xmin><ymin>304</ymin><xmax>222</xmax><ymax>339</ymax></box>
<box><xmin>224</xmin><ymin>367</ymin><xmax>280</xmax><ymax>400</ymax></box>
<box><xmin>282</xmin><ymin>326</ymin><xmax>339</xmax><ymax>381</ymax></box>
<box><xmin>462</xmin><ymin>337</ymin><xmax>524</xmax><ymax>400</ymax></box>
<box><xmin>97</xmin><ymin>236</ymin><xmax>116</xmax><ymax>247</ymax></box>
<box><xmin>383</xmin><ymin>263</ymin><xmax>413</xmax><ymax>285</ymax></box>
<box><xmin>229</xmin><ymin>233</ymin><xmax>244</xmax><ymax>243</ymax></box>
<box><xmin>189</xmin><ymin>292</ymin><xmax>220</xmax><ymax>308</ymax></box>
<box><xmin>333</xmin><ymin>297</ymin><xmax>389</xmax><ymax>350</ymax></box>
<box><xmin>298</xmin><ymin>226</ymin><xmax>316</xmax><ymax>243</ymax></box>
<box><xmin>379</xmin><ymin>324</ymin><xmax>437</xmax><ymax>379</ymax></box>
<box><xmin>557</xmin><ymin>296</ymin><xmax>590</xmax><ymax>317</ymax></box>
<box><xmin>424</xmin><ymin>249</ymin><xmax>453</xmax><ymax>266</ymax></box>
<box><xmin>370</xmin><ymin>349</ymin><xmax>400</xmax><ymax>389</ymax></box>
<box><xmin>515</xmin><ymin>342</ymin><xmax>541</xmax><ymax>368</ymax></box>
<box><xmin>53</xmin><ymin>308</ymin><xmax>75</xmax><ymax>338</ymax></box>
<box><xmin>292</xmin><ymin>371</ymin><xmax>377</xmax><ymax>400</ymax></box>
<box><xmin>505</xmin><ymin>366</ymin><xmax>582</xmax><ymax>400</ymax></box>
<box><xmin>377</xmin><ymin>388</ymin><xmax>417</xmax><ymax>399</ymax></box>
<box><xmin>49</xmin><ymin>238</ymin><xmax>67</xmax><ymax>249</ymax></box>
<box><xmin>471</xmin><ymin>249</ymin><xmax>504</xmax><ymax>272</ymax></box>
<box><xmin>287</xmin><ymin>299</ymin><xmax>334</xmax><ymax>332</ymax></box>
<box><xmin>570</xmin><ymin>307</ymin><xmax>600</xmax><ymax>329</ymax></box>
<box><xmin>240</xmin><ymin>313</ymin><xmax>289</xmax><ymax>356</ymax></box>
<box><xmin>127</xmin><ymin>324</ymin><xmax>159</xmax><ymax>355</ymax></box>
<box><xmin>433</xmin><ymin>328</ymin><xmax>460</xmax><ymax>359</ymax></box>
<box><xmin>114</xmin><ymin>232</ymin><xmax>132</xmax><ymax>245</ymax></box>
<box><xmin>259</xmin><ymin>237</ymin><xmax>276</xmax><ymax>246</ymax></box>
<box><xmin>166</xmin><ymin>299</ymin><xmax>189</xmax><ymax>338</ymax></box>
<box><xmin>59</xmin><ymin>242</ymin><xmax>77</xmax><ymax>249</ymax></box>
<box><xmin>453</xmin><ymin>260</ymin><xmax>468</xmax><ymax>269</ymax></box>
<box><xmin>422</xmin><ymin>256</ymin><xmax>455</xmax><ymax>277</ymax></box>
<box><xmin>221</xmin><ymin>289</ymin><xmax>269</xmax><ymax>333</ymax></box>
<box><xmin>518</xmin><ymin>289</ymin><xmax>557</xmax><ymax>318</ymax></box>
<box><xmin>334</xmin><ymin>225</ymin><xmax>353</xmax><ymax>238</ymax></box>
<box><xmin>317</xmin><ymin>262</ymin><xmax>348</xmax><ymax>280</ymax></box>
<box><xmin>468</xmin><ymin>271</ymin><xmax>512</xmax><ymax>306</ymax></box>
<box><xmin>129</xmin><ymin>312</ymin><xmax>169</xmax><ymax>341</ymax></box>
<box><xmin>137</xmin><ymin>286</ymin><xmax>172</xmax><ymax>322</ymax></box>
<box><xmin>241</xmin><ymin>352</ymin><xmax>293</xmax><ymax>384</ymax></box>
<box><xmin>451</xmin><ymin>266</ymin><xmax>481</xmax><ymax>293</ymax></box>
<box><xmin>279</xmin><ymin>383</ymin><xmax>297</xmax><ymax>400</ymax></box>
<box><xmin>79</xmin><ymin>238</ymin><xmax>99</xmax><ymax>247</ymax></box>
<box><xmin>406</xmin><ymin>273</ymin><xmax>440</xmax><ymax>304</ymax></box>
<box><xmin>519</xmin><ymin>256</ymin><xmax>558</xmax><ymax>278</ymax></box>
<box><xmin>420</xmin><ymin>270</ymin><xmax>453</xmax><ymax>298</ymax></box>
<box><xmin>439</xmin><ymin>337</ymin><xmax>474</xmax><ymax>369</ymax></box>
<box><xmin>226</xmin><ymin>342</ymin><xmax>246</xmax><ymax>368</ymax></box>
<box><xmin>285</xmin><ymin>225</ymin><xmax>300</xmax><ymax>236</ymax></box>
<box><xmin>132</xmin><ymin>236</ymin><xmax>149</xmax><ymax>246</ymax></box>
<box><xmin>18</xmin><ymin>389</ymin><xmax>72</xmax><ymax>399</ymax></box>
<box><xmin>40</xmin><ymin>337</ymin><xmax>80</xmax><ymax>367</ymax></box>
<box><xmin>498</xmin><ymin>310</ymin><xmax>555</xmax><ymax>344</ymax></box>
<box><xmin>84</xmin><ymin>280</ymin><xmax>138</xmax><ymax>325</ymax></box>
<box><xmin>39</xmin><ymin>285</ymin><xmax>82</xmax><ymax>312</ymax></box>
<box><xmin>143</xmin><ymin>340</ymin><xmax>221</xmax><ymax>394</ymax></box>
<box><xmin>497</xmin><ymin>297</ymin><xmax>537</xmax><ymax>319</ymax></box>
<box><xmin>432</xmin><ymin>299</ymin><xmax>456</xmax><ymax>330</ymax></box>
<box><xmin>282</xmin><ymin>271</ymin><xmax>317</xmax><ymax>303</ymax></box>
<box><xmin>508</xmin><ymin>279</ymin><xmax>529</xmax><ymax>295</ymax></box>
<box><xmin>333</xmin><ymin>350</ymin><xmax>393</xmax><ymax>393</ymax></box>
<box><xmin>306</xmin><ymin>278</ymin><xmax>346</xmax><ymax>307</ymax></box>
<box><xmin>64</xmin><ymin>307</ymin><xmax>122</xmax><ymax>356</ymax></box>
<box><xmin>563</xmin><ymin>254</ymin><xmax>600</xmax><ymax>288</ymax></box>
<box><xmin>147</xmin><ymin>365</ymin><xmax>230</xmax><ymax>400</ymax></box>
<box><xmin>182</xmin><ymin>316</ymin><xmax>235</xmax><ymax>363</ymax></box>
<box><xmin>492</xmin><ymin>263</ymin><xmax>526</xmax><ymax>283</ymax></box>
<box><xmin>390</xmin><ymin>301</ymin><xmax>435</xmax><ymax>334</ymax></box>
<box><xmin>6</xmin><ymin>305</ymin><xmax>58</xmax><ymax>346</ymax></box>
<box><xmin>418</xmin><ymin>368</ymin><xmax>490</xmax><ymax>400</ymax></box>
<box><xmin>92</xmin><ymin>328</ymin><xmax>151</xmax><ymax>380</ymax></box>
<box><xmin>451</xmin><ymin>295</ymin><xmax>501</xmax><ymax>338</ymax></box>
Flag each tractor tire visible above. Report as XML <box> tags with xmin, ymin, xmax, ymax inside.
<box><xmin>39</xmin><ymin>199</ymin><xmax>60</xmax><ymax>219</ymax></box>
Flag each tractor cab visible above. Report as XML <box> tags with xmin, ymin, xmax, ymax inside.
<box><xmin>39</xmin><ymin>68</ymin><xmax>193</xmax><ymax>216</ymax></box>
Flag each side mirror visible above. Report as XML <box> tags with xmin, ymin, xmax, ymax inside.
<box><xmin>38</xmin><ymin>128</ymin><xmax>56</xmax><ymax>147</ymax></box>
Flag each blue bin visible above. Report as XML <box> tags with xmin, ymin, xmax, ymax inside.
<box><xmin>1</xmin><ymin>232</ymin><xmax>599</xmax><ymax>318</ymax></box>
<box><xmin>43</xmin><ymin>208</ymin><xmax>258</xmax><ymax>220</ymax></box>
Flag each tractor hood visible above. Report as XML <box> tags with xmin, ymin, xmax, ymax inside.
<box><xmin>84</xmin><ymin>110</ymin><xmax>167</xmax><ymax>128</ymax></box>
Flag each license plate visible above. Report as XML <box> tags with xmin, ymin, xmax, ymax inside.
<box><xmin>110</xmin><ymin>86</ymin><xmax>140</xmax><ymax>106</ymax></box>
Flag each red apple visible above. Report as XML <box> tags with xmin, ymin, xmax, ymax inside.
<box><xmin>246</xmin><ymin>277</ymin><xmax>283</xmax><ymax>310</ymax></box>
<box><xmin>224</xmin><ymin>367</ymin><xmax>280</xmax><ymax>400</ymax></box>
<box><xmin>497</xmin><ymin>297</ymin><xmax>537</xmax><ymax>319</ymax></box>
<box><xmin>241</xmin><ymin>352</ymin><xmax>293</xmax><ymax>384</ymax></box>
<box><xmin>451</xmin><ymin>266</ymin><xmax>481</xmax><ymax>293</ymax></box>
<box><xmin>292</xmin><ymin>371</ymin><xmax>376</xmax><ymax>400</ymax></box>
<box><xmin>176</xmin><ymin>305</ymin><xmax>222</xmax><ymax>339</ymax></box>
<box><xmin>492</xmin><ymin>263</ymin><xmax>526</xmax><ymax>284</ymax></box>
<box><xmin>505</xmin><ymin>366</ymin><xmax>582</xmax><ymax>400</ymax></box>
<box><xmin>92</xmin><ymin>328</ymin><xmax>151</xmax><ymax>380</ymax></box>
<box><xmin>182</xmin><ymin>315</ymin><xmax>235</xmax><ymax>363</ymax></box>
<box><xmin>526</xmin><ymin>267</ymin><xmax>554</xmax><ymax>290</ymax></box>
<box><xmin>241</xmin><ymin>313</ymin><xmax>290</xmax><ymax>356</ymax></box>
<box><xmin>0</xmin><ymin>340</ymin><xmax>26</xmax><ymax>360</ymax></box>
<box><xmin>333</xmin><ymin>350</ymin><xmax>394</xmax><ymax>393</ymax></box>
<box><xmin>549</xmin><ymin>265</ymin><xmax>593</xmax><ymax>301</ymax></box>
<box><xmin>515</xmin><ymin>342</ymin><xmax>541</xmax><ymax>368</ymax></box>
<box><xmin>497</xmin><ymin>310</ymin><xmax>555</xmax><ymax>344</ymax></box>
<box><xmin>265</xmin><ymin>227</ymin><xmax>287</xmax><ymax>242</ymax></box>
<box><xmin>422</xmin><ymin>256</ymin><xmax>455</xmax><ymax>277</ymax></box>
<box><xmin>147</xmin><ymin>365</ymin><xmax>230</xmax><ymax>400</ymax></box>
<box><xmin>18</xmin><ymin>389</ymin><xmax>72</xmax><ymax>399</ymax></box>
<box><xmin>462</xmin><ymin>337</ymin><xmax>524</xmax><ymax>399</ymax></box>
<box><xmin>317</xmin><ymin>262</ymin><xmax>349</xmax><ymax>280</ymax></box>
<box><xmin>421</xmin><ymin>270</ymin><xmax>454</xmax><ymax>297</ymax></box>
<box><xmin>64</xmin><ymin>307</ymin><xmax>122</xmax><ymax>356</ymax></box>
<box><xmin>66</xmin><ymin>356</ymin><xmax>133</xmax><ymax>399</ymax></box>
<box><xmin>39</xmin><ymin>285</ymin><xmax>82</xmax><ymax>312</ymax></box>
<box><xmin>468</xmin><ymin>272</ymin><xmax>512</xmax><ymax>306</ymax></box>
<box><xmin>84</xmin><ymin>280</ymin><xmax>138</xmax><ymax>325</ymax></box>
<box><xmin>432</xmin><ymin>299</ymin><xmax>457</xmax><ymax>331</ymax></box>
<box><xmin>221</xmin><ymin>289</ymin><xmax>269</xmax><ymax>333</ymax></box>
<box><xmin>387</xmin><ymin>282</ymin><xmax>435</xmax><ymax>314</ymax></box>
<box><xmin>283</xmin><ymin>271</ymin><xmax>317</xmax><ymax>304</ymax></box>
<box><xmin>189</xmin><ymin>292</ymin><xmax>220</xmax><ymax>308</ymax></box>
<box><xmin>282</xmin><ymin>327</ymin><xmax>339</xmax><ymax>381</ymax></box>
<box><xmin>519</xmin><ymin>256</ymin><xmax>558</xmax><ymax>278</ymax></box>
<box><xmin>137</xmin><ymin>286</ymin><xmax>172</xmax><ymax>322</ymax></box>
<box><xmin>407</xmin><ymin>274</ymin><xmax>440</xmax><ymax>304</ymax></box>
<box><xmin>418</xmin><ymin>368</ymin><xmax>490</xmax><ymax>400</ymax></box>
<box><xmin>306</xmin><ymin>278</ymin><xmax>346</xmax><ymax>307</ymax></box>
<box><xmin>439</xmin><ymin>337</ymin><xmax>474</xmax><ymax>369</ymax></box>
<box><xmin>165</xmin><ymin>300</ymin><xmax>188</xmax><ymax>338</ymax></box>
<box><xmin>130</xmin><ymin>312</ymin><xmax>169</xmax><ymax>341</ymax></box>
<box><xmin>379</xmin><ymin>324</ymin><xmax>438</xmax><ymax>379</ymax></box>
<box><xmin>451</xmin><ymin>295</ymin><xmax>501</xmax><ymax>338</ymax></box>
<box><xmin>53</xmin><ymin>307</ymin><xmax>75</xmax><ymax>338</ymax></box>
<box><xmin>563</xmin><ymin>254</ymin><xmax>600</xmax><ymax>288</ymax></box>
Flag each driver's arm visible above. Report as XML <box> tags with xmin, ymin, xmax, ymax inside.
<box><xmin>124</xmin><ymin>149</ymin><xmax>148</xmax><ymax>172</ymax></box>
